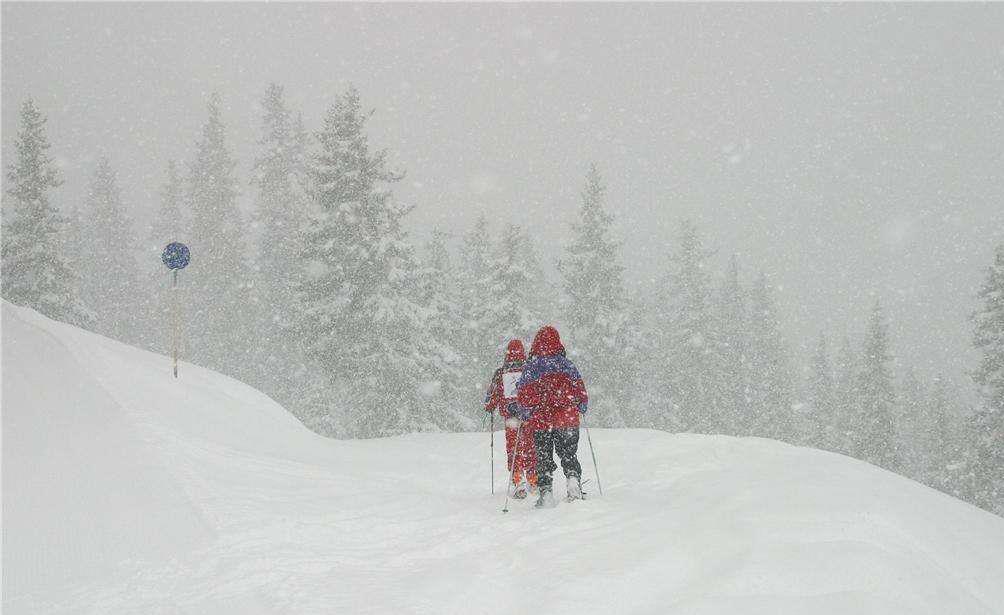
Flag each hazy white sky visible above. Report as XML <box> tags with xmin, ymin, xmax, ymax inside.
<box><xmin>3</xmin><ymin>3</ymin><xmax>1003</xmax><ymax>387</ymax></box>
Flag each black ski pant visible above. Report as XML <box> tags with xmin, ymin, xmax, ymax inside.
<box><xmin>533</xmin><ymin>427</ymin><xmax>581</xmax><ymax>491</ymax></box>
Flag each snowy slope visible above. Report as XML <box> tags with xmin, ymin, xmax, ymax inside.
<box><xmin>3</xmin><ymin>302</ymin><xmax>1004</xmax><ymax>615</ymax></box>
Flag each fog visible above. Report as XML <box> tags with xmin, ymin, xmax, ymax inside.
<box><xmin>4</xmin><ymin>3</ymin><xmax>1002</xmax><ymax>382</ymax></box>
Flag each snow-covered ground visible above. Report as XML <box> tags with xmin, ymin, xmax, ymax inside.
<box><xmin>3</xmin><ymin>302</ymin><xmax>1004</xmax><ymax>615</ymax></box>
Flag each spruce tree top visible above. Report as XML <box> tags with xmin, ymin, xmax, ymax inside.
<box><xmin>314</xmin><ymin>86</ymin><xmax>403</xmax><ymax>206</ymax></box>
<box><xmin>6</xmin><ymin>98</ymin><xmax>62</xmax><ymax>207</ymax></box>
<box><xmin>973</xmin><ymin>243</ymin><xmax>1004</xmax><ymax>412</ymax></box>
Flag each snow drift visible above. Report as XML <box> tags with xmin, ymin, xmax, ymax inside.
<box><xmin>3</xmin><ymin>302</ymin><xmax>1004</xmax><ymax>614</ymax></box>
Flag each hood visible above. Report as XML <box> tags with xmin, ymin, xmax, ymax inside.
<box><xmin>530</xmin><ymin>326</ymin><xmax>565</xmax><ymax>358</ymax></box>
<box><xmin>505</xmin><ymin>339</ymin><xmax>526</xmax><ymax>363</ymax></box>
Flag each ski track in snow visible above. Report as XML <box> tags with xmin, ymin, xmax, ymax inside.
<box><xmin>4</xmin><ymin>302</ymin><xmax>1004</xmax><ymax>614</ymax></box>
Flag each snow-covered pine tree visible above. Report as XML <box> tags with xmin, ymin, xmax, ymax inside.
<box><xmin>856</xmin><ymin>300</ymin><xmax>897</xmax><ymax>469</ymax></box>
<box><xmin>808</xmin><ymin>334</ymin><xmax>836</xmax><ymax>449</ymax></box>
<box><xmin>924</xmin><ymin>377</ymin><xmax>970</xmax><ymax>499</ymax></box>
<box><xmin>716</xmin><ymin>254</ymin><xmax>750</xmax><ymax>435</ymax></box>
<box><xmin>832</xmin><ymin>334</ymin><xmax>861</xmax><ymax>456</ymax></box>
<box><xmin>415</xmin><ymin>231</ymin><xmax>469</xmax><ymax>430</ymax></box>
<box><xmin>148</xmin><ymin>160</ymin><xmax>186</xmax><ymax>268</ymax></box>
<box><xmin>919</xmin><ymin>379</ymin><xmax>959</xmax><ymax>489</ymax></box>
<box><xmin>558</xmin><ymin>164</ymin><xmax>629</xmax><ymax>427</ymax></box>
<box><xmin>75</xmin><ymin>157</ymin><xmax>142</xmax><ymax>343</ymax></box>
<box><xmin>2</xmin><ymin>99</ymin><xmax>89</xmax><ymax>325</ymax></box>
<box><xmin>970</xmin><ymin>243</ymin><xmax>1004</xmax><ymax>514</ymax></box>
<box><xmin>897</xmin><ymin>369</ymin><xmax>930</xmax><ymax>481</ymax></box>
<box><xmin>655</xmin><ymin>219</ymin><xmax>718</xmax><ymax>433</ymax></box>
<box><xmin>746</xmin><ymin>272</ymin><xmax>793</xmax><ymax>441</ymax></box>
<box><xmin>138</xmin><ymin>160</ymin><xmax>187</xmax><ymax>354</ymax></box>
<box><xmin>186</xmin><ymin>94</ymin><xmax>254</xmax><ymax>382</ymax></box>
<box><xmin>153</xmin><ymin>160</ymin><xmax>184</xmax><ymax>244</ymax></box>
<box><xmin>484</xmin><ymin>224</ymin><xmax>545</xmax><ymax>355</ymax></box>
<box><xmin>617</xmin><ymin>285</ymin><xmax>658</xmax><ymax>429</ymax></box>
<box><xmin>457</xmin><ymin>214</ymin><xmax>497</xmax><ymax>401</ymax></box>
<box><xmin>295</xmin><ymin>86</ymin><xmax>431</xmax><ymax>438</ymax></box>
<box><xmin>250</xmin><ymin>83</ymin><xmax>309</xmax><ymax>404</ymax></box>
<box><xmin>896</xmin><ymin>372</ymin><xmax>970</xmax><ymax>497</ymax></box>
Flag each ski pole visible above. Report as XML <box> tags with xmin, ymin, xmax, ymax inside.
<box><xmin>172</xmin><ymin>268</ymin><xmax>179</xmax><ymax>378</ymax></box>
<box><xmin>502</xmin><ymin>420</ymin><xmax>524</xmax><ymax>513</ymax></box>
<box><xmin>583</xmin><ymin>415</ymin><xmax>603</xmax><ymax>496</ymax></box>
<box><xmin>490</xmin><ymin>411</ymin><xmax>495</xmax><ymax>495</ymax></box>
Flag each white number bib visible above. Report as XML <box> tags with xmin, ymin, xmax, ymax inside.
<box><xmin>502</xmin><ymin>372</ymin><xmax>521</xmax><ymax>399</ymax></box>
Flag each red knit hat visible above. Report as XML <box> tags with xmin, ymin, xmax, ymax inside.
<box><xmin>505</xmin><ymin>339</ymin><xmax>526</xmax><ymax>363</ymax></box>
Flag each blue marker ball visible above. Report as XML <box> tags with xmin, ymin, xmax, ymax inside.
<box><xmin>162</xmin><ymin>242</ymin><xmax>190</xmax><ymax>270</ymax></box>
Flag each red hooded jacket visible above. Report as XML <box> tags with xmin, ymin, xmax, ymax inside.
<box><xmin>484</xmin><ymin>340</ymin><xmax>526</xmax><ymax>419</ymax></box>
<box><xmin>515</xmin><ymin>326</ymin><xmax>588</xmax><ymax>430</ymax></box>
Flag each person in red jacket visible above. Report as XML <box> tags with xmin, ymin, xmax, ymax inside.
<box><xmin>515</xmin><ymin>326</ymin><xmax>588</xmax><ymax>508</ymax></box>
<box><xmin>484</xmin><ymin>339</ymin><xmax>537</xmax><ymax>498</ymax></box>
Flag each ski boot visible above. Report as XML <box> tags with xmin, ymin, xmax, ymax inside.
<box><xmin>566</xmin><ymin>475</ymin><xmax>584</xmax><ymax>502</ymax></box>
<box><xmin>534</xmin><ymin>487</ymin><xmax>557</xmax><ymax>509</ymax></box>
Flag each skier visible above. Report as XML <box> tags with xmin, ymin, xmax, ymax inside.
<box><xmin>484</xmin><ymin>339</ymin><xmax>538</xmax><ymax>499</ymax></box>
<box><xmin>515</xmin><ymin>325</ymin><xmax>588</xmax><ymax>508</ymax></box>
